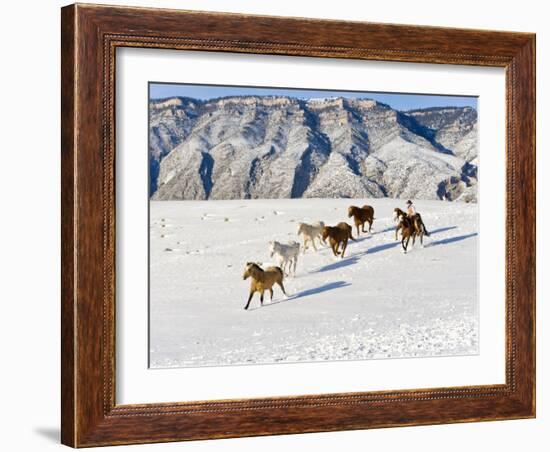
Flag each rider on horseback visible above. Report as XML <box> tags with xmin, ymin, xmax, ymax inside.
<box><xmin>406</xmin><ymin>200</ymin><xmax>430</xmax><ymax>237</ymax></box>
<box><xmin>406</xmin><ymin>199</ymin><xmax>416</xmax><ymax>217</ymax></box>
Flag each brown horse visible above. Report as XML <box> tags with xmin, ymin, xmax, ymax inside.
<box><xmin>393</xmin><ymin>209</ymin><xmax>422</xmax><ymax>253</ymax></box>
<box><xmin>393</xmin><ymin>208</ymin><xmax>409</xmax><ymax>240</ymax></box>
<box><xmin>242</xmin><ymin>262</ymin><xmax>286</xmax><ymax>310</ymax></box>
<box><xmin>321</xmin><ymin>222</ymin><xmax>355</xmax><ymax>258</ymax></box>
<box><xmin>348</xmin><ymin>205</ymin><xmax>374</xmax><ymax>236</ymax></box>
<box><xmin>393</xmin><ymin>208</ymin><xmax>428</xmax><ymax>243</ymax></box>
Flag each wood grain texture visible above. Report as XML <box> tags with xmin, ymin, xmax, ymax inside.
<box><xmin>60</xmin><ymin>5</ymin><xmax>76</xmax><ymax>446</ymax></box>
<box><xmin>60</xmin><ymin>3</ymin><xmax>536</xmax><ymax>447</ymax></box>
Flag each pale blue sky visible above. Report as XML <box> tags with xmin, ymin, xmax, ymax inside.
<box><xmin>149</xmin><ymin>82</ymin><xmax>477</xmax><ymax>112</ymax></box>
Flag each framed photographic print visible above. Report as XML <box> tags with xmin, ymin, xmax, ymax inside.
<box><xmin>61</xmin><ymin>3</ymin><xmax>536</xmax><ymax>447</ymax></box>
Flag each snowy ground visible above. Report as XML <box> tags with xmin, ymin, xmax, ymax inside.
<box><xmin>149</xmin><ymin>198</ymin><xmax>478</xmax><ymax>368</ymax></box>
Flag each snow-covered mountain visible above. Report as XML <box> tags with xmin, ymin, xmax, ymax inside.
<box><xmin>149</xmin><ymin>96</ymin><xmax>478</xmax><ymax>202</ymax></box>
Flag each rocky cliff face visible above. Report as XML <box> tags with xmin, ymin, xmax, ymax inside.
<box><xmin>149</xmin><ymin>96</ymin><xmax>478</xmax><ymax>202</ymax></box>
<box><xmin>407</xmin><ymin>106</ymin><xmax>478</xmax><ymax>163</ymax></box>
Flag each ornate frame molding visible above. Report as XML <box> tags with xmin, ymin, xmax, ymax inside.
<box><xmin>61</xmin><ymin>4</ymin><xmax>535</xmax><ymax>447</ymax></box>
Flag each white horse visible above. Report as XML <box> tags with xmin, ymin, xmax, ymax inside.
<box><xmin>269</xmin><ymin>240</ymin><xmax>300</xmax><ymax>276</ymax></box>
<box><xmin>297</xmin><ymin>221</ymin><xmax>325</xmax><ymax>254</ymax></box>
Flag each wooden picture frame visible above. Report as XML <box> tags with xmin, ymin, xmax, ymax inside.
<box><xmin>61</xmin><ymin>3</ymin><xmax>536</xmax><ymax>447</ymax></box>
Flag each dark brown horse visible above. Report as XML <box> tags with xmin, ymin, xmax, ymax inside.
<box><xmin>321</xmin><ymin>222</ymin><xmax>355</xmax><ymax>258</ymax></box>
<box><xmin>393</xmin><ymin>207</ymin><xmax>429</xmax><ymax>241</ymax></box>
<box><xmin>348</xmin><ymin>205</ymin><xmax>374</xmax><ymax>236</ymax></box>
<box><xmin>393</xmin><ymin>209</ymin><xmax>423</xmax><ymax>253</ymax></box>
<box><xmin>242</xmin><ymin>262</ymin><xmax>286</xmax><ymax>310</ymax></box>
<box><xmin>393</xmin><ymin>208</ymin><xmax>409</xmax><ymax>240</ymax></box>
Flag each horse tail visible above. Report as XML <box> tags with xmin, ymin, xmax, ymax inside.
<box><xmin>416</xmin><ymin>213</ymin><xmax>430</xmax><ymax>236</ymax></box>
<box><xmin>423</xmin><ymin>223</ymin><xmax>430</xmax><ymax>237</ymax></box>
<box><xmin>275</xmin><ymin>266</ymin><xmax>284</xmax><ymax>281</ymax></box>
<box><xmin>348</xmin><ymin>228</ymin><xmax>356</xmax><ymax>241</ymax></box>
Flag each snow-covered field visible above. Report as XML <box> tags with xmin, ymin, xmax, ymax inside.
<box><xmin>149</xmin><ymin>198</ymin><xmax>478</xmax><ymax>368</ymax></box>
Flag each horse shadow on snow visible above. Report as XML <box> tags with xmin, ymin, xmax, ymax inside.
<box><xmin>250</xmin><ymin>281</ymin><xmax>351</xmax><ymax>310</ymax></box>
<box><xmin>428</xmin><ymin>226</ymin><xmax>457</xmax><ymax>235</ymax></box>
<box><xmin>252</xmin><ymin>226</ymin><xmax>476</xmax><ymax>310</ymax></box>
<box><xmin>428</xmin><ymin>232</ymin><xmax>477</xmax><ymax>247</ymax></box>
<box><xmin>313</xmin><ymin>253</ymin><xmax>367</xmax><ymax>272</ymax></box>
<box><xmin>316</xmin><ymin>225</ymin><xmax>466</xmax><ymax>259</ymax></box>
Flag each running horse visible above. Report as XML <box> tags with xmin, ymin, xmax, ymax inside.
<box><xmin>242</xmin><ymin>262</ymin><xmax>287</xmax><ymax>310</ymax></box>
<box><xmin>347</xmin><ymin>205</ymin><xmax>374</xmax><ymax>236</ymax></box>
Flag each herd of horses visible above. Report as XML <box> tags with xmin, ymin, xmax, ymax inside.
<box><xmin>243</xmin><ymin>204</ymin><xmax>430</xmax><ymax>310</ymax></box>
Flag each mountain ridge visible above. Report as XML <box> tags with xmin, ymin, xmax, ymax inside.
<box><xmin>149</xmin><ymin>95</ymin><xmax>478</xmax><ymax>202</ymax></box>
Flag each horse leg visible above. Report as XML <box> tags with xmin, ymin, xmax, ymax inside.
<box><xmin>331</xmin><ymin>239</ymin><xmax>339</xmax><ymax>256</ymax></box>
<box><xmin>356</xmin><ymin>224</ymin><xmax>360</xmax><ymax>236</ymax></box>
<box><xmin>278</xmin><ymin>281</ymin><xmax>287</xmax><ymax>296</ymax></box>
<box><xmin>312</xmin><ymin>237</ymin><xmax>318</xmax><ymax>251</ymax></box>
<box><xmin>269</xmin><ymin>288</ymin><xmax>274</xmax><ymax>301</ymax></box>
<box><xmin>282</xmin><ymin>260</ymin><xmax>289</xmax><ymax>276</ymax></box>
<box><xmin>362</xmin><ymin>221</ymin><xmax>367</xmax><ymax>233</ymax></box>
<box><xmin>341</xmin><ymin>238</ymin><xmax>348</xmax><ymax>258</ymax></box>
<box><xmin>260</xmin><ymin>291</ymin><xmax>265</xmax><ymax>306</ymax></box>
<box><xmin>244</xmin><ymin>291</ymin><xmax>254</xmax><ymax>310</ymax></box>
<box><xmin>293</xmin><ymin>257</ymin><xmax>297</xmax><ymax>276</ymax></box>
